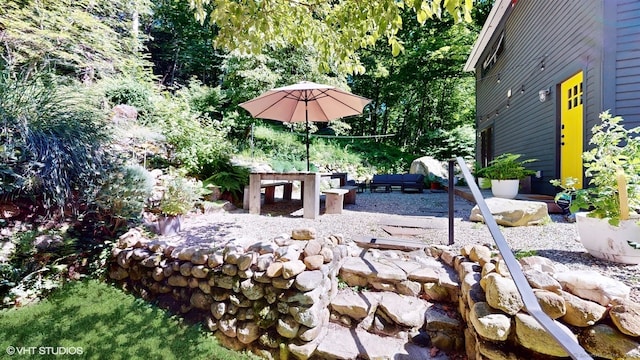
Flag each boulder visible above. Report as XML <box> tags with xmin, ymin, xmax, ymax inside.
<box><xmin>532</xmin><ymin>289</ymin><xmax>566</xmax><ymax>319</ymax></box>
<box><xmin>409</xmin><ymin>156</ymin><xmax>447</xmax><ymax>179</ymax></box>
<box><xmin>470</xmin><ymin>198</ymin><xmax>549</xmax><ymax>227</ymax></box>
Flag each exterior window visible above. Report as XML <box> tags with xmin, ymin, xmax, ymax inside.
<box><xmin>480</xmin><ymin>127</ymin><xmax>493</xmax><ymax>167</ymax></box>
<box><xmin>482</xmin><ymin>32</ymin><xmax>505</xmax><ymax>77</ymax></box>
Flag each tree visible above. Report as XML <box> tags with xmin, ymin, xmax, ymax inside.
<box><xmin>188</xmin><ymin>0</ymin><xmax>474</xmax><ymax>74</ymax></box>
<box><xmin>0</xmin><ymin>0</ymin><xmax>152</xmax><ymax>81</ymax></box>
<box><xmin>146</xmin><ymin>0</ymin><xmax>223</xmax><ymax>86</ymax></box>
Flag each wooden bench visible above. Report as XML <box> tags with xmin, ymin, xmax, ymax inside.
<box><xmin>262</xmin><ymin>181</ymin><xmax>293</xmax><ymax>204</ymax></box>
<box><xmin>322</xmin><ymin>188</ymin><xmax>349</xmax><ymax>214</ymax></box>
<box><xmin>340</xmin><ymin>185</ymin><xmax>359</xmax><ymax>204</ymax></box>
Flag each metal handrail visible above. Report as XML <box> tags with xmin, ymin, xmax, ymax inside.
<box><xmin>448</xmin><ymin>157</ymin><xmax>592</xmax><ymax>360</ymax></box>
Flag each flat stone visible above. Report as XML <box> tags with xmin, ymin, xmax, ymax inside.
<box><xmin>314</xmin><ymin>322</ymin><xmax>438</xmax><ymax>360</ymax></box>
<box><xmin>610</xmin><ymin>299</ymin><xmax>640</xmax><ymax>336</ymax></box>
<box><xmin>330</xmin><ymin>290</ymin><xmax>379</xmax><ymax>321</ymax></box>
<box><xmin>470</xmin><ymin>197</ymin><xmax>549</xmax><ymax>227</ymax></box>
<box><xmin>292</xmin><ymin>228</ymin><xmax>316</xmax><ymax>240</ymax></box>
<box><xmin>377</xmin><ymin>291</ymin><xmax>429</xmax><ymax>328</ymax></box>
<box><xmin>304</xmin><ymin>239</ymin><xmax>322</xmax><ymax>257</ymax></box>
<box><xmin>524</xmin><ymin>268</ymin><xmax>562</xmax><ymax>293</ymax></box>
<box><xmin>295</xmin><ymin>270</ymin><xmax>323</xmax><ymax>292</ymax></box>
<box><xmin>554</xmin><ymin>270</ymin><xmax>631</xmax><ymax>306</ymax></box>
<box><xmin>340</xmin><ymin>256</ymin><xmax>406</xmax><ymax>282</ymax></box>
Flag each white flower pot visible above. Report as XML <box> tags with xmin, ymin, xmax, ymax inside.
<box><xmin>491</xmin><ymin>179</ymin><xmax>520</xmax><ymax>199</ymax></box>
<box><xmin>575</xmin><ymin>212</ymin><xmax>640</xmax><ymax>264</ymax></box>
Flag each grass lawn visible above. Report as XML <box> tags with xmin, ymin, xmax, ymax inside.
<box><xmin>0</xmin><ymin>280</ymin><xmax>257</xmax><ymax>360</ymax></box>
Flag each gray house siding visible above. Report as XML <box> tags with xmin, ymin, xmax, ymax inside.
<box><xmin>475</xmin><ymin>0</ymin><xmax>604</xmax><ymax>195</ymax></box>
<box><xmin>613</xmin><ymin>1</ymin><xmax>640</xmax><ymax>128</ymax></box>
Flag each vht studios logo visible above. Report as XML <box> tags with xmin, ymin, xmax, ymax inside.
<box><xmin>6</xmin><ymin>346</ymin><xmax>84</xmax><ymax>356</ymax></box>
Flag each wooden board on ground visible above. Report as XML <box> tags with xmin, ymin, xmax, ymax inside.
<box><xmin>354</xmin><ymin>236</ymin><xmax>427</xmax><ymax>251</ymax></box>
<box><xmin>379</xmin><ymin>217</ymin><xmax>448</xmax><ymax>229</ymax></box>
<box><xmin>381</xmin><ymin>226</ymin><xmax>427</xmax><ymax>236</ymax></box>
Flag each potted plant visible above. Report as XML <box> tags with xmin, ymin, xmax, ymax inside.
<box><xmin>147</xmin><ymin>172</ymin><xmax>201</xmax><ymax>235</ymax></box>
<box><xmin>483</xmin><ymin>153</ymin><xmax>536</xmax><ymax>199</ymax></box>
<box><xmin>473</xmin><ymin>162</ymin><xmax>491</xmax><ymax>190</ymax></box>
<box><xmin>551</xmin><ymin>110</ymin><xmax>640</xmax><ymax>264</ymax></box>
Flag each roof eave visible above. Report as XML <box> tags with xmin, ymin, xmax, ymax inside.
<box><xmin>464</xmin><ymin>0</ymin><xmax>512</xmax><ymax>72</ymax></box>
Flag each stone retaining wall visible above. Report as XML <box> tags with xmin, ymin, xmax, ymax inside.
<box><xmin>109</xmin><ymin>228</ymin><xmax>640</xmax><ymax>359</ymax></box>
<box><xmin>447</xmin><ymin>244</ymin><xmax>640</xmax><ymax>360</ymax></box>
<box><xmin>109</xmin><ymin>228</ymin><xmax>346</xmax><ymax>359</ymax></box>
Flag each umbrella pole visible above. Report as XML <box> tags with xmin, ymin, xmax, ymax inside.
<box><xmin>305</xmin><ymin>99</ymin><xmax>310</xmax><ymax>171</ymax></box>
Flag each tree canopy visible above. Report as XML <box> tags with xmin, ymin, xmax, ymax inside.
<box><xmin>189</xmin><ymin>0</ymin><xmax>473</xmax><ymax>74</ymax></box>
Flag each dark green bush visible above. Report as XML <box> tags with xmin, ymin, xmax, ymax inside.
<box><xmin>0</xmin><ymin>71</ymin><xmax>111</xmax><ymax>214</ymax></box>
<box><xmin>100</xmin><ymin>76</ymin><xmax>155</xmax><ymax>119</ymax></box>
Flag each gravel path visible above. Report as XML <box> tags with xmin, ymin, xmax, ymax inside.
<box><xmin>166</xmin><ymin>190</ymin><xmax>640</xmax><ymax>302</ymax></box>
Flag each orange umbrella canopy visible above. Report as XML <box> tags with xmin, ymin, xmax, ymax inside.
<box><xmin>239</xmin><ymin>81</ymin><xmax>371</xmax><ymax>123</ymax></box>
<box><xmin>239</xmin><ymin>81</ymin><xmax>371</xmax><ymax>170</ymax></box>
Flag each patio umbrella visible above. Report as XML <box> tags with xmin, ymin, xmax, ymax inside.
<box><xmin>239</xmin><ymin>81</ymin><xmax>371</xmax><ymax>171</ymax></box>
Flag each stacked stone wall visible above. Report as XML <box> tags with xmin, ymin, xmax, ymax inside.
<box><xmin>109</xmin><ymin>228</ymin><xmax>346</xmax><ymax>359</ymax></box>
<box><xmin>109</xmin><ymin>228</ymin><xmax>640</xmax><ymax>359</ymax></box>
<box><xmin>447</xmin><ymin>244</ymin><xmax>640</xmax><ymax>360</ymax></box>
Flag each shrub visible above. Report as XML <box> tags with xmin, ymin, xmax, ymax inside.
<box><xmin>90</xmin><ymin>164</ymin><xmax>155</xmax><ymax>235</ymax></box>
<box><xmin>0</xmin><ymin>70</ymin><xmax>111</xmax><ymax>214</ymax></box>
<box><xmin>150</xmin><ymin>84</ymin><xmax>233</xmax><ymax>180</ymax></box>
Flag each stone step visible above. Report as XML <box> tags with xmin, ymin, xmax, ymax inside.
<box><xmin>314</xmin><ymin>322</ymin><xmax>448</xmax><ymax>360</ymax></box>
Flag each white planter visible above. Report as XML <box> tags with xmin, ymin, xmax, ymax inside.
<box><xmin>575</xmin><ymin>212</ymin><xmax>640</xmax><ymax>264</ymax></box>
<box><xmin>491</xmin><ymin>179</ymin><xmax>519</xmax><ymax>199</ymax></box>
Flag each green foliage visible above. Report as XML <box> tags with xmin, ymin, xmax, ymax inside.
<box><xmin>417</xmin><ymin>124</ymin><xmax>475</xmax><ymax>160</ymax></box>
<box><xmin>188</xmin><ymin>0</ymin><xmax>474</xmax><ymax>74</ymax></box>
<box><xmin>514</xmin><ymin>249</ymin><xmax>538</xmax><ymax>260</ymax></box>
<box><xmin>0</xmin><ymin>0</ymin><xmax>152</xmax><ymax>81</ymax></box>
<box><xmin>2</xmin><ymin>229</ymin><xmax>78</xmax><ymax>308</ymax></box>
<box><xmin>148</xmin><ymin>0</ymin><xmax>223</xmax><ymax>86</ymax></box>
<box><xmin>99</xmin><ymin>75</ymin><xmax>156</xmax><ymax>119</ymax></box>
<box><xmin>0</xmin><ymin>71</ymin><xmax>111</xmax><ymax>213</ymax></box>
<box><xmin>150</xmin><ymin>173</ymin><xmax>202</xmax><ymax>216</ymax></box>
<box><xmin>483</xmin><ymin>153</ymin><xmax>537</xmax><ymax>180</ymax></box>
<box><xmin>150</xmin><ymin>81</ymin><xmax>234</xmax><ymax>180</ymax></box>
<box><xmin>551</xmin><ymin>111</ymin><xmax>640</xmax><ymax>225</ymax></box>
<box><xmin>91</xmin><ymin>164</ymin><xmax>155</xmax><ymax>235</ymax></box>
<box><xmin>204</xmin><ymin>162</ymin><xmax>250</xmax><ymax>201</ymax></box>
<box><xmin>0</xmin><ymin>280</ymin><xmax>258</xmax><ymax>359</ymax></box>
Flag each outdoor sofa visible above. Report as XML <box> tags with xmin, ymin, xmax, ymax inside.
<box><xmin>370</xmin><ymin>173</ymin><xmax>425</xmax><ymax>193</ymax></box>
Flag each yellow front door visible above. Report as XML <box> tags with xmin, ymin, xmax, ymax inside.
<box><xmin>560</xmin><ymin>71</ymin><xmax>584</xmax><ymax>188</ymax></box>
